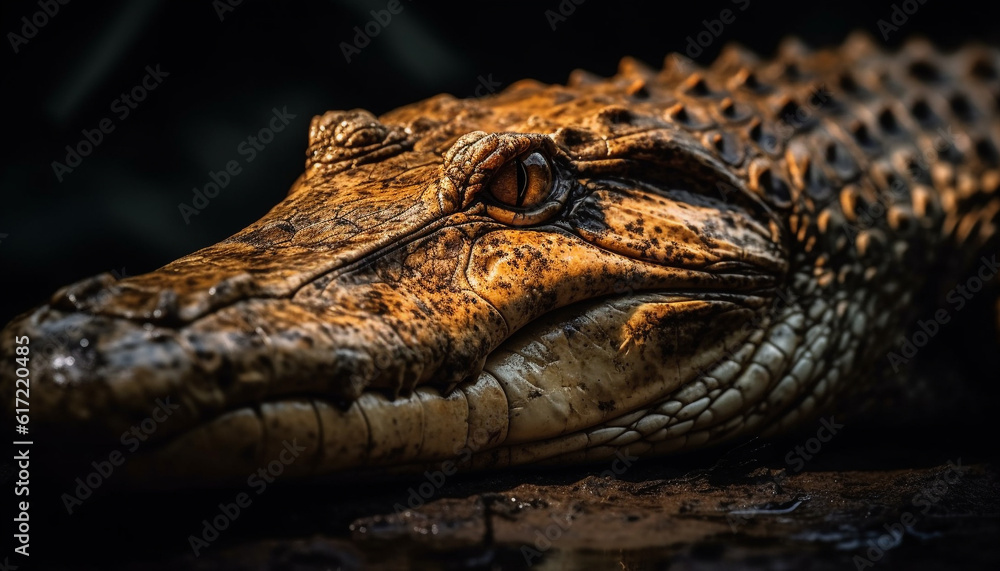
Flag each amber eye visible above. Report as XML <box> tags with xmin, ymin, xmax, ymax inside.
<box><xmin>487</xmin><ymin>151</ymin><xmax>553</xmax><ymax>209</ymax></box>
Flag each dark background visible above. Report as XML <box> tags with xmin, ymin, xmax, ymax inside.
<box><xmin>3</xmin><ymin>1</ymin><xmax>1000</xmax><ymax>569</ymax></box>
<box><xmin>1</xmin><ymin>0</ymin><xmax>998</xmax><ymax>325</ymax></box>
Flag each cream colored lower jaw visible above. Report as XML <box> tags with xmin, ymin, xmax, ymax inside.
<box><xmin>123</xmin><ymin>293</ymin><xmax>786</xmax><ymax>488</ymax></box>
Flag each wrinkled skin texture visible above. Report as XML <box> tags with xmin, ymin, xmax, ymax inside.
<box><xmin>2</xmin><ymin>34</ymin><xmax>999</xmax><ymax>488</ymax></box>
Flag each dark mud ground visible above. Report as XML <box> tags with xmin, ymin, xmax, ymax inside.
<box><xmin>31</xmin><ymin>429</ymin><xmax>1000</xmax><ymax>571</ymax></box>
<box><xmin>24</xmin><ymin>316</ymin><xmax>1000</xmax><ymax>571</ymax></box>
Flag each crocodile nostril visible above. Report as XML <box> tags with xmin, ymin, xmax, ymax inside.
<box><xmin>49</xmin><ymin>272</ymin><xmax>120</xmax><ymax>311</ymax></box>
<box><xmin>150</xmin><ymin>289</ymin><xmax>180</xmax><ymax>322</ymax></box>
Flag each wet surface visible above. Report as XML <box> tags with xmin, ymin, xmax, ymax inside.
<box><xmin>25</xmin><ymin>417</ymin><xmax>1000</xmax><ymax>570</ymax></box>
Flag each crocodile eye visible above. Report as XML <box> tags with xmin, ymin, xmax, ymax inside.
<box><xmin>487</xmin><ymin>151</ymin><xmax>552</xmax><ymax>209</ymax></box>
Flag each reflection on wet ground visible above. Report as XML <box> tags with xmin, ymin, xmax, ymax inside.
<box><xmin>34</xmin><ymin>418</ymin><xmax>1000</xmax><ymax>570</ymax></box>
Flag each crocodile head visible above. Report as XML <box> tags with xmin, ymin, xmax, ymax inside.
<box><xmin>2</xmin><ymin>57</ymin><xmax>798</xmax><ymax>488</ymax></box>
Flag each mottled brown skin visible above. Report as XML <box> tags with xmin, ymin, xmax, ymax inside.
<box><xmin>2</xmin><ymin>34</ymin><xmax>999</xmax><ymax>488</ymax></box>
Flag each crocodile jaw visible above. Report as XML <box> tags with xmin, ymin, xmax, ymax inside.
<box><xmin>2</xmin><ymin>85</ymin><xmax>790</xmax><ymax>488</ymax></box>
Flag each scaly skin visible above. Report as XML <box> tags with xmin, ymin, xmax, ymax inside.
<box><xmin>2</xmin><ymin>34</ymin><xmax>999</xmax><ymax>488</ymax></box>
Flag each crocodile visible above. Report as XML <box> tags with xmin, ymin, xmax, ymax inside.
<box><xmin>3</xmin><ymin>34</ymin><xmax>999</xmax><ymax>489</ymax></box>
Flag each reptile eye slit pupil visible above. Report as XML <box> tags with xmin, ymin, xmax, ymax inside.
<box><xmin>516</xmin><ymin>159</ymin><xmax>528</xmax><ymax>206</ymax></box>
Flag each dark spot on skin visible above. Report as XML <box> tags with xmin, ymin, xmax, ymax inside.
<box><xmin>949</xmin><ymin>93</ymin><xmax>977</xmax><ymax>122</ymax></box>
<box><xmin>808</xmin><ymin>86</ymin><xmax>835</xmax><ymax>110</ymax></box>
<box><xmin>779</xmin><ymin>100</ymin><xmax>803</xmax><ymax>127</ymax></box>
<box><xmin>757</xmin><ymin>169</ymin><xmax>791</xmax><ymax>203</ymax></box>
<box><xmin>908</xmin><ymin>60</ymin><xmax>942</xmax><ymax>83</ymax></box>
<box><xmin>971</xmin><ymin>58</ymin><xmax>998</xmax><ymax>80</ymax></box>
<box><xmin>851</xmin><ymin>123</ymin><xmax>878</xmax><ymax>151</ymax></box>
<box><xmin>975</xmin><ymin>138</ymin><xmax>999</xmax><ymax>164</ymax></box>
<box><xmin>877</xmin><ymin>108</ymin><xmax>899</xmax><ymax>134</ymax></box>
<box><xmin>825</xmin><ymin>141</ymin><xmax>858</xmax><ymax>179</ymax></box>
<box><xmin>783</xmin><ymin>63</ymin><xmax>802</xmax><ymax>81</ymax></box>
<box><xmin>598</xmin><ymin>107</ymin><xmax>635</xmax><ymax>126</ymax></box>
<box><xmin>528</xmin><ymin>389</ymin><xmax>543</xmax><ymax>399</ymax></box>
<box><xmin>685</xmin><ymin>78</ymin><xmax>711</xmax><ymax>97</ymax></box>
<box><xmin>738</xmin><ymin>71</ymin><xmax>766</xmax><ymax>92</ymax></box>
<box><xmin>748</xmin><ymin>121</ymin><xmax>779</xmax><ymax>154</ymax></box>
<box><xmin>805</xmin><ymin>164</ymin><xmax>833</xmax><ymax>202</ymax></box>
<box><xmin>598</xmin><ymin>400</ymin><xmax>616</xmax><ymax>412</ymax></box>
<box><xmin>555</xmin><ymin>127</ymin><xmax>594</xmax><ymax>148</ymax></box>
<box><xmin>838</xmin><ymin>72</ymin><xmax>860</xmax><ymax>94</ymax></box>
<box><xmin>910</xmin><ymin>99</ymin><xmax>937</xmax><ymax>126</ymax></box>
<box><xmin>719</xmin><ymin>99</ymin><xmax>747</xmax><ymax>121</ymax></box>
